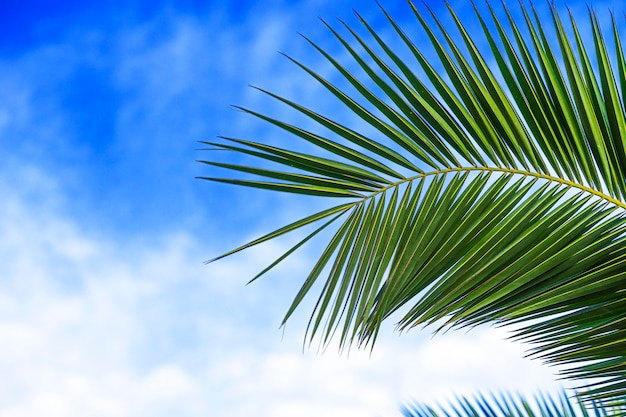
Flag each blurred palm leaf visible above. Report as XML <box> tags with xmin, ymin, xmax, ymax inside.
<box><xmin>201</xmin><ymin>1</ymin><xmax>626</xmax><ymax>405</ymax></box>
<box><xmin>402</xmin><ymin>391</ymin><xmax>626</xmax><ymax>417</ymax></box>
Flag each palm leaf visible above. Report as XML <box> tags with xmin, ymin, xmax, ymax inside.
<box><xmin>402</xmin><ymin>391</ymin><xmax>626</xmax><ymax>417</ymax></box>
<box><xmin>201</xmin><ymin>1</ymin><xmax>626</xmax><ymax>405</ymax></box>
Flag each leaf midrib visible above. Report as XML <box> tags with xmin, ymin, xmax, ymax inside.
<box><xmin>360</xmin><ymin>167</ymin><xmax>626</xmax><ymax>210</ymax></box>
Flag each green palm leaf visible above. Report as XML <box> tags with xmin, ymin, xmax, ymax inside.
<box><xmin>201</xmin><ymin>1</ymin><xmax>626</xmax><ymax>405</ymax></box>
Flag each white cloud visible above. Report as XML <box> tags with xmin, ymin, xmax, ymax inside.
<box><xmin>0</xmin><ymin>161</ymin><xmax>569</xmax><ymax>417</ymax></box>
<box><xmin>204</xmin><ymin>327</ymin><xmax>566</xmax><ymax>417</ymax></box>
<box><xmin>0</xmin><ymin>165</ymin><xmax>207</xmax><ymax>416</ymax></box>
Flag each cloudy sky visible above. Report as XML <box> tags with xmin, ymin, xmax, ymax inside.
<box><xmin>0</xmin><ymin>0</ymin><xmax>618</xmax><ymax>416</ymax></box>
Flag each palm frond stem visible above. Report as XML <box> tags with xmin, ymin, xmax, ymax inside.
<box><xmin>350</xmin><ymin>167</ymin><xmax>626</xmax><ymax>210</ymax></box>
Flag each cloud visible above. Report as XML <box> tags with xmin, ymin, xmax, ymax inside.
<box><xmin>0</xmin><ymin>166</ymin><xmax>191</xmax><ymax>414</ymax></box>
<box><xmin>0</xmin><ymin>161</ymin><xmax>569</xmax><ymax>417</ymax></box>
<box><xmin>205</xmin><ymin>327</ymin><xmax>566</xmax><ymax>417</ymax></box>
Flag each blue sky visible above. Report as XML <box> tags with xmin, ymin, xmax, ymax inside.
<box><xmin>1</xmin><ymin>0</ymin><xmax>618</xmax><ymax>415</ymax></box>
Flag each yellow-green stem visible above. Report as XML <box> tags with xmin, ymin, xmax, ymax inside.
<box><xmin>359</xmin><ymin>167</ymin><xmax>626</xmax><ymax>210</ymax></box>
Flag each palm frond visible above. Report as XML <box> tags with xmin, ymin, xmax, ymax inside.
<box><xmin>402</xmin><ymin>391</ymin><xmax>626</xmax><ymax>417</ymax></box>
<box><xmin>201</xmin><ymin>1</ymin><xmax>626</xmax><ymax>405</ymax></box>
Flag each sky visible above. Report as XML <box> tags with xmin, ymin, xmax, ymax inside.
<box><xmin>0</xmin><ymin>0</ymin><xmax>619</xmax><ymax>416</ymax></box>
